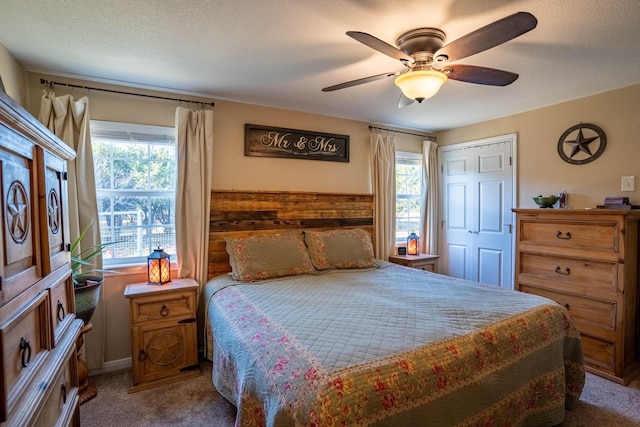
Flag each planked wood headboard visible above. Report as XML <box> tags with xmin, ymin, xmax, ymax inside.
<box><xmin>207</xmin><ymin>190</ymin><xmax>374</xmax><ymax>279</ymax></box>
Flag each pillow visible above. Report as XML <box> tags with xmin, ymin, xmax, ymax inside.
<box><xmin>225</xmin><ymin>233</ymin><xmax>316</xmax><ymax>282</ymax></box>
<box><xmin>304</xmin><ymin>228</ymin><xmax>376</xmax><ymax>270</ymax></box>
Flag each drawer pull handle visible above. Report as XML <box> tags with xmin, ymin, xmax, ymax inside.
<box><xmin>160</xmin><ymin>304</ymin><xmax>169</xmax><ymax>317</ymax></box>
<box><xmin>555</xmin><ymin>266</ymin><xmax>571</xmax><ymax>275</ymax></box>
<box><xmin>139</xmin><ymin>349</ymin><xmax>148</xmax><ymax>361</ymax></box>
<box><xmin>20</xmin><ymin>338</ymin><xmax>32</xmax><ymax>368</ymax></box>
<box><xmin>57</xmin><ymin>300</ymin><xmax>65</xmax><ymax>321</ymax></box>
<box><xmin>556</xmin><ymin>231</ymin><xmax>572</xmax><ymax>240</ymax></box>
<box><xmin>61</xmin><ymin>383</ymin><xmax>67</xmax><ymax>404</ymax></box>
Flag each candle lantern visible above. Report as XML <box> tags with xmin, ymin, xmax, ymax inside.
<box><xmin>147</xmin><ymin>246</ymin><xmax>171</xmax><ymax>285</ymax></box>
<box><xmin>407</xmin><ymin>232</ymin><xmax>419</xmax><ymax>255</ymax></box>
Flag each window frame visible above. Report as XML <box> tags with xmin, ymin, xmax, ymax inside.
<box><xmin>91</xmin><ymin>120</ymin><xmax>177</xmax><ymax>267</ymax></box>
<box><xmin>395</xmin><ymin>151</ymin><xmax>423</xmax><ymax>245</ymax></box>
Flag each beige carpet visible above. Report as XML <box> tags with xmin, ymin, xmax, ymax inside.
<box><xmin>80</xmin><ymin>359</ymin><xmax>640</xmax><ymax>426</ymax></box>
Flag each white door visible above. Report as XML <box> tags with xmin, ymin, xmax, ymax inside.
<box><xmin>439</xmin><ymin>134</ymin><xmax>516</xmax><ymax>289</ymax></box>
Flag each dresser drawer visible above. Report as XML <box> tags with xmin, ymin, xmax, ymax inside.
<box><xmin>518</xmin><ymin>252</ymin><xmax>617</xmax><ymax>292</ymax></box>
<box><xmin>518</xmin><ymin>218</ymin><xmax>618</xmax><ymax>252</ymax></box>
<box><xmin>519</xmin><ymin>285</ymin><xmax>616</xmax><ymax>332</ymax></box>
<box><xmin>581</xmin><ymin>333</ymin><xmax>615</xmax><ymax>373</ymax></box>
<box><xmin>129</xmin><ymin>290</ymin><xmax>196</xmax><ymax>324</ymax></box>
<box><xmin>0</xmin><ymin>291</ymin><xmax>51</xmax><ymax>421</ymax></box>
<box><xmin>48</xmin><ymin>273</ymin><xmax>75</xmax><ymax>346</ymax></box>
<box><xmin>33</xmin><ymin>349</ymin><xmax>78</xmax><ymax>427</ymax></box>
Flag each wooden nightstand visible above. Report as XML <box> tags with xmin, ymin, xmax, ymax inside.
<box><xmin>124</xmin><ymin>278</ymin><xmax>201</xmax><ymax>392</ymax></box>
<box><xmin>388</xmin><ymin>254</ymin><xmax>440</xmax><ymax>272</ymax></box>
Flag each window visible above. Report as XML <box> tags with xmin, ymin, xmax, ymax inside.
<box><xmin>91</xmin><ymin>121</ymin><xmax>176</xmax><ymax>266</ymax></box>
<box><xmin>395</xmin><ymin>152</ymin><xmax>423</xmax><ymax>244</ymax></box>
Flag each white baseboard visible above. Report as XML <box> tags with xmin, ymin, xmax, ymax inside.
<box><xmin>88</xmin><ymin>357</ymin><xmax>132</xmax><ymax>376</ymax></box>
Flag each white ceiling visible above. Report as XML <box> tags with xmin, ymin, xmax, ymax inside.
<box><xmin>1</xmin><ymin>0</ymin><xmax>639</xmax><ymax>132</ymax></box>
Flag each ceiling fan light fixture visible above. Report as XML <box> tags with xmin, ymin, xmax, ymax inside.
<box><xmin>394</xmin><ymin>70</ymin><xmax>448</xmax><ymax>103</ymax></box>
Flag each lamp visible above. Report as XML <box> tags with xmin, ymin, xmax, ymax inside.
<box><xmin>407</xmin><ymin>232</ymin><xmax>419</xmax><ymax>255</ymax></box>
<box><xmin>147</xmin><ymin>246</ymin><xmax>171</xmax><ymax>285</ymax></box>
<box><xmin>395</xmin><ymin>70</ymin><xmax>448</xmax><ymax>103</ymax></box>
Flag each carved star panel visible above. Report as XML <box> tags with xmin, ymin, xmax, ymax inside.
<box><xmin>6</xmin><ymin>181</ymin><xmax>29</xmax><ymax>243</ymax></box>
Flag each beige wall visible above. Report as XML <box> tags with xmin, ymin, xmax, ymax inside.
<box><xmin>0</xmin><ymin>42</ymin><xmax>28</xmax><ymax>105</ymax></box>
<box><xmin>436</xmin><ymin>84</ymin><xmax>640</xmax><ymax>209</ymax></box>
<box><xmin>23</xmin><ymin>72</ymin><xmax>425</xmax><ymax>366</ymax></box>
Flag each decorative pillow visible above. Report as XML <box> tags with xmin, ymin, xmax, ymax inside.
<box><xmin>304</xmin><ymin>228</ymin><xmax>376</xmax><ymax>270</ymax></box>
<box><xmin>225</xmin><ymin>233</ymin><xmax>316</xmax><ymax>282</ymax></box>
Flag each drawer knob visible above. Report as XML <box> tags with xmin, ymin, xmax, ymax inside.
<box><xmin>20</xmin><ymin>337</ymin><xmax>32</xmax><ymax>368</ymax></box>
<box><xmin>139</xmin><ymin>349</ymin><xmax>148</xmax><ymax>361</ymax></box>
<box><xmin>57</xmin><ymin>300</ymin><xmax>66</xmax><ymax>322</ymax></box>
<box><xmin>564</xmin><ymin>303</ymin><xmax>570</xmax><ymax>310</ymax></box>
<box><xmin>555</xmin><ymin>266</ymin><xmax>571</xmax><ymax>275</ymax></box>
<box><xmin>556</xmin><ymin>231</ymin><xmax>572</xmax><ymax>240</ymax></box>
<box><xmin>160</xmin><ymin>304</ymin><xmax>169</xmax><ymax>317</ymax></box>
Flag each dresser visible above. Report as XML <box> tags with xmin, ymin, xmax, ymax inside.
<box><xmin>124</xmin><ymin>278</ymin><xmax>201</xmax><ymax>392</ymax></box>
<box><xmin>0</xmin><ymin>92</ymin><xmax>83</xmax><ymax>425</ymax></box>
<box><xmin>513</xmin><ymin>208</ymin><xmax>640</xmax><ymax>384</ymax></box>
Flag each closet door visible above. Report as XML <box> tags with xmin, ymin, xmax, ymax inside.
<box><xmin>440</xmin><ymin>135</ymin><xmax>515</xmax><ymax>289</ymax></box>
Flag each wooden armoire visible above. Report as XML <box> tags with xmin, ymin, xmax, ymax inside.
<box><xmin>0</xmin><ymin>91</ymin><xmax>83</xmax><ymax>425</ymax></box>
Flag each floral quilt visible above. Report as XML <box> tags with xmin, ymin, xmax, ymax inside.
<box><xmin>203</xmin><ymin>262</ymin><xmax>584</xmax><ymax>427</ymax></box>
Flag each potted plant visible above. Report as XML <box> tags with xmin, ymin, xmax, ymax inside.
<box><xmin>71</xmin><ymin>221</ymin><xmax>118</xmax><ymax>325</ymax></box>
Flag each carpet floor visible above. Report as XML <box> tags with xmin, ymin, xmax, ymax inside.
<box><xmin>80</xmin><ymin>359</ymin><xmax>640</xmax><ymax>426</ymax></box>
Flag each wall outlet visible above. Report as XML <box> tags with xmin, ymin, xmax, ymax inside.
<box><xmin>621</xmin><ymin>176</ymin><xmax>635</xmax><ymax>192</ymax></box>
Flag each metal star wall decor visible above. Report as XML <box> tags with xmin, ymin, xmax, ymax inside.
<box><xmin>557</xmin><ymin>123</ymin><xmax>606</xmax><ymax>165</ymax></box>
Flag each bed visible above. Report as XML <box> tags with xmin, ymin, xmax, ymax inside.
<box><xmin>201</xmin><ymin>196</ymin><xmax>585</xmax><ymax>427</ymax></box>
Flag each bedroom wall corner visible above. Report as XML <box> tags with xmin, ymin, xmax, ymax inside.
<box><xmin>0</xmin><ymin>41</ymin><xmax>28</xmax><ymax>106</ymax></box>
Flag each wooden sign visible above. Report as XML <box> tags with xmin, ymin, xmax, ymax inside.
<box><xmin>245</xmin><ymin>124</ymin><xmax>349</xmax><ymax>162</ymax></box>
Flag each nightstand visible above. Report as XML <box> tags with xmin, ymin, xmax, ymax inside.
<box><xmin>124</xmin><ymin>278</ymin><xmax>201</xmax><ymax>392</ymax></box>
<box><xmin>388</xmin><ymin>254</ymin><xmax>440</xmax><ymax>272</ymax></box>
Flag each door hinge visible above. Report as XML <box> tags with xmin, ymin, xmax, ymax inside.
<box><xmin>62</xmin><ymin>172</ymin><xmax>68</xmax><ymax>180</ymax></box>
<box><xmin>66</xmin><ymin>243</ymin><xmax>71</xmax><ymax>252</ymax></box>
<box><xmin>509</xmin><ymin>156</ymin><xmax>512</xmax><ymax>166</ymax></box>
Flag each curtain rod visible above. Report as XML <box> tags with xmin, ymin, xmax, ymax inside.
<box><xmin>40</xmin><ymin>78</ymin><xmax>215</xmax><ymax>107</ymax></box>
<box><xmin>369</xmin><ymin>125</ymin><xmax>435</xmax><ymax>140</ymax></box>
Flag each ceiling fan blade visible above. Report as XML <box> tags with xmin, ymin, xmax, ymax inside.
<box><xmin>322</xmin><ymin>71</ymin><xmax>400</xmax><ymax>92</ymax></box>
<box><xmin>347</xmin><ymin>31</ymin><xmax>414</xmax><ymax>64</ymax></box>
<box><xmin>445</xmin><ymin>65</ymin><xmax>518</xmax><ymax>86</ymax></box>
<box><xmin>434</xmin><ymin>12</ymin><xmax>537</xmax><ymax>63</ymax></box>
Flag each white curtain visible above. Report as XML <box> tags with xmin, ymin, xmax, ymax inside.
<box><xmin>370</xmin><ymin>130</ymin><xmax>396</xmax><ymax>260</ymax></box>
<box><xmin>419</xmin><ymin>139</ymin><xmax>439</xmax><ymax>254</ymax></box>
<box><xmin>175</xmin><ymin>107</ymin><xmax>214</xmax><ymax>287</ymax></box>
<box><xmin>38</xmin><ymin>90</ymin><xmax>104</xmax><ymax>370</ymax></box>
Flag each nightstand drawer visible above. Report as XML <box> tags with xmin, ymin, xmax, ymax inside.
<box><xmin>130</xmin><ymin>290</ymin><xmax>196</xmax><ymax>324</ymax></box>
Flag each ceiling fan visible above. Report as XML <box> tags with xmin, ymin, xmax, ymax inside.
<box><xmin>322</xmin><ymin>12</ymin><xmax>537</xmax><ymax>106</ymax></box>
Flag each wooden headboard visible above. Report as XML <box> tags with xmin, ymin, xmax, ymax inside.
<box><xmin>208</xmin><ymin>190</ymin><xmax>374</xmax><ymax>279</ymax></box>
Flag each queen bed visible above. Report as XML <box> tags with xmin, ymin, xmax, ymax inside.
<box><xmin>202</xmin><ymin>191</ymin><xmax>584</xmax><ymax>427</ymax></box>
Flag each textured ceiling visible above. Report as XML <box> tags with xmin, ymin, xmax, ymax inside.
<box><xmin>1</xmin><ymin>0</ymin><xmax>639</xmax><ymax>132</ymax></box>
